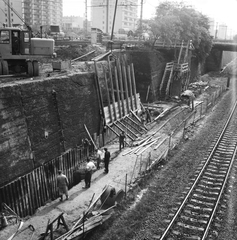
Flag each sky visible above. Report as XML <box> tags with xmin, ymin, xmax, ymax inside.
<box><xmin>63</xmin><ymin>0</ymin><xmax>237</xmax><ymax>34</ymax></box>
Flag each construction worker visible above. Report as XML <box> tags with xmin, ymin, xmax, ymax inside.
<box><xmin>180</xmin><ymin>90</ymin><xmax>195</xmax><ymax>111</ymax></box>
<box><xmin>57</xmin><ymin>170</ymin><xmax>69</xmax><ymax>201</ymax></box>
<box><xmin>104</xmin><ymin>148</ymin><xmax>110</xmax><ymax>174</ymax></box>
<box><xmin>119</xmin><ymin>131</ymin><xmax>126</xmax><ymax>151</ymax></box>
<box><xmin>83</xmin><ymin>158</ymin><xmax>96</xmax><ymax>189</ymax></box>
<box><xmin>96</xmin><ymin>148</ymin><xmax>103</xmax><ymax>170</ymax></box>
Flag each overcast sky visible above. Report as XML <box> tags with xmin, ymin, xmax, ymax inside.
<box><xmin>63</xmin><ymin>0</ymin><xmax>237</xmax><ymax>33</ymax></box>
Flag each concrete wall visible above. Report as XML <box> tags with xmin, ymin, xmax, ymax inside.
<box><xmin>0</xmin><ymin>73</ymin><xmax>100</xmax><ymax>186</ymax></box>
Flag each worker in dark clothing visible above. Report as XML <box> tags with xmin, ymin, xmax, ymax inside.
<box><xmin>145</xmin><ymin>108</ymin><xmax>151</xmax><ymax>123</ymax></box>
<box><xmin>104</xmin><ymin>148</ymin><xmax>110</xmax><ymax>174</ymax></box>
<box><xmin>119</xmin><ymin>131</ymin><xmax>126</xmax><ymax>151</ymax></box>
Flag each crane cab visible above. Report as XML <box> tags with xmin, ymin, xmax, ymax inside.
<box><xmin>0</xmin><ymin>27</ymin><xmax>55</xmax><ymax>77</ymax></box>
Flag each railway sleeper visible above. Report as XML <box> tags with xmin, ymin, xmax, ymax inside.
<box><xmin>193</xmin><ymin>193</ymin><xmax>216</xmax><ymax>201</ymax></box>
<box><xmin>186</xmin><ymin>203</ymin><xmax>212</xmax><ymax>212</ymax></box>
<box><xmin>183</xmin><ymin>209</ymin><xmax>210</xmax><ymax>219</ymax></box>
<box><xmin>202</xmin><ymin>175</ymin><xmax>224</xmax><ymax>182</ymax></box>
<box><xmin>195</xmin><ymin>188</ymin><xmax>220</xmax><ymax>196</ymax></box>
<box><xmin>197</xmin><ymin>185</ymin><xmax>220</xmax><ymax>193</ymax></box>
<box><xmin>176</xmin><ymin>221</ymin><xmax>205</xmax><ymax>232</ymax></box>
<box><xmin>170</xmin><ymin>229</ymin><xmax>201</xmax><ymax>240</ymax></box>
<box><xmin>190</xmin><ymin>198</ymin><xmax>214</xmax><ymax>206</ymax></box>
<box><xmin>180</xmin><ymin>214</ymin><xmax>208</xmax><ymax>225</ymax></box>
<box><xmin>200</xmin><ymin>179</ymin><xmax>223</xmax><ymax>186</ymax></box>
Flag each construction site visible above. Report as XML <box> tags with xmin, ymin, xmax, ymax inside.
<box><xmin>2</xmin><ymin>0</ymin><xmax>237</xmax><ymax>239</ymax></box>
<box><xmin>0</xmin><ymin>30</ymin><xmax>232</xmax><ymax>239</ymax></box>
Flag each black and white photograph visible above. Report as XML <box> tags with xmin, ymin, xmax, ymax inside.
<box><xmin>1</xmin><ymin>0</ymin><xmax>237</xmax><ymax>239</ymax></box>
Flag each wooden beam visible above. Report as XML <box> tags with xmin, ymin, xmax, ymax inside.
<box><xmin>126</xmin><ymin>115</ymin><xmax>147</xmax><ymax>132</ymax></box>
<box><xmin>113</xmin><ymin>122</ymin><xmax>135</xmax><ymax>141</ymax></box>
<box><xmin>94</xmin><ymin>61</ymin><xmax>105</xmax><ymax>120</ymax></box>
<box><xmin>103</xmin><ymin>66</ymin><xmax>113</xmax><ymax>123</ymax></box>
<box><xmin>106</xmin><ymin>124</ymin><xmax>129</xmax><ymax>145</ymax></box>
<box><xmin>122</xmin><ymin>64</ymin><xmax>130</xmax><ymax>114</ymax></box>
<box><xmin>121</xmin><ymin>117</ymin><xmax>141</xmax><ymax>134</ymax></box>
<box><xmin>107</xmin><ymin>58</ymin><xmax>117</xmax><ymax>121</ymax></box>
<box><xmin>114</xmin><ymin>66</ymin><xmax>122</xmax><ymax>118</ymax></box>
<box><xmin>117</xmin><ymin>120</ymin><xmax>137</xmax><ymax>138</ymax></box>
<box><xmin>127</xmin><ymin>65</ymin><xmax>134</xmax><ymax>110</ymax></box>
<box><xmin>84</xmin><ymin>124</ymin><xmax>97</xmax><ymax>149</ymax></box>
<box><xmin>117</xmin><ymin>59</ymin><xmax>126</xmax><ymax>116</ymax></box>
<box><xmin>131</xmin><ymin>63</ymin><xmax>138</xmax><ymax>109</ymax></box>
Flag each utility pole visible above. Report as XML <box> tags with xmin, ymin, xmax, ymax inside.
<box><xmin>8</xmin><ymin>0</ymin><xmax>11</xmax><ymax>27</ymax></box>
<box><xmin>139</xmin><ymin>0</ymin><xmax>143</xmax><ymax>35</ymax></box>
<box><xmin>106</xmin><ymin>0</ymin><xmax>109</xmax><ymax>34</ymax></box>
<box><xmin>85</xmin><ymin>0</ymin><xmax>88</xmax><ymax>36</ymax></box>
<box><xmin>110</xmin><ymin>0</ymin><xmax>118</xmax><ymax>41</ymax></box>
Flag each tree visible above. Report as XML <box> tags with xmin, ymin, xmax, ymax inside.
<box><xmin>148</xmin><ymin>1</ymin><xmax>213</xmax><ymax>63</ymax></box>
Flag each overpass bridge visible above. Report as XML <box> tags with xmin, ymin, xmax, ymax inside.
<box><xmin>206</xmin><ymin>40</ymin><xmax>237</xmax><ymax>72</ymax></box>
<box><xmin>212</xmin><ymin>40</ymin><xmax>237</xmax><ymax>52</ymax></box>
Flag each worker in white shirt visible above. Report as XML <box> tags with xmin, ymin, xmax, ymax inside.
<box><xmin>83</xmin><ymin>158</ymin><xmax>96</xmax><ymax>189</ymax></box>
<box><xmin>96</xmin><ymin>148</ymin><xmax>103</xmax><ymax>170</ymax></box>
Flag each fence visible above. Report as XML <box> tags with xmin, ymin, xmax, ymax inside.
<box><xmin>0</xmin><ymin>145</ymin><xmax>94</xmax><ymax>218</ymax></box>
<box><xmin>122</xmin><ymin>85</ymin><xmax>227</xmax><ymax>195</ymax></box>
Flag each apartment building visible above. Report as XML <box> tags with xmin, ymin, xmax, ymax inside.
<box><xmin>91</xmin><ymin>0</ymin><xmax>138</xmax><ymax>34</ymax></box>
<box><xmin>0</xmin><ymin>0</ymin><xmax>63</xmax><ymax>30</ymax></box>
<box><xmin>22</xmin><ymin>0</ymin><xmax>63</xmax><ymax>30</ymax></box>
<box><xmin>0</xmin><ymin>0</ymin><xmax>23</xmax><ymax>27</ymax></box>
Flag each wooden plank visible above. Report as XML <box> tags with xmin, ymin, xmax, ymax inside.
<box><xmin>106</xmin><ymin>125</ymin><xmax>129</xmax><ymax>145</ymax></box>
<box><xmin>122</xmin><ymin>117</ymin><xmax>140</xmax><ymax>134</ymax></box>
<box><xmin>15</xmin><ymin>180</ymin><xmax>24</xmax><ymax>217</ymax></box>
<box><xmin>20</xmin><ymin>177</ymin><xmax>28</xmax><ymax>217</ymax></box>
<box><xmin>40</xmin><ymin>166</ymin><xmax>47</xmax><ymax>204</ymax></box>
<box><xmin>103</xmin><ymin>66</ymin><xmax>113</xmax><ymax>123</ymax></box>
<box><xmin>25</xmin><ymin>174</ymin><xmax>34</xmax><ymax>216</ymax></box>
<box><xmin>84</xmin><ymin>124</ymin><xmax>97</xmax><ymax>149</ymax></box>
<box><xmin>113</xmin><ymin>122</ymin><xmax>135</xmax><ymax>141</ymax></box>
<box><xmin>9</xmin><ymin>183</ymin><xmax>19</xmax><ymax>216</ymax></box>
<box><xmin>5</xmin><ymin>183</ymin><xmax>14</xmax><ymax>215</ymax></box>
<box><xmin>127</xmin><ymin>65</ymin><xmax>134</xmax><ymax>110</ymax></box>
<box><xmin>117</xmin><ymin>120</ymin><xmax>137</xmax><ymax>138</ymax></box>
<box><xmin>108</xmin><ymin>60</ymin><xmax>117</xmax><ymax>120</ymax></box>
<box><xmin>2</xmin><ymin>186</ymin><xmax>9</xmax><ymax>213</ymax></box>
<box><xmin>117</xmin><ymin>59</ymin><xmax>126</xmax><ymax>116</ymax></box>
<box><xmin>131</xmin><ymin>63</ymin><xmax>138</xmax><ymax>109</ymax></box>
<box><xmin>122</xmin><ymin>64</ymin><xmax>130</xmax><ymax>114</ymax></box>
<box><xmin>28</xmin><ymin>172</ymin><xmax>37</xmax><ymax>213</ymax></box>
<box><xmin>94</xmin><ymin>61</ymin><xmax>105</xmax><ymax>119</ymax></box>
<box><xmin>32</xmin><ymin>169</ymin><xmax>41</xmax><ymax>208</ymax></box>
<box><xmin>114</xmin><ymin>66</ymin><xmax>122</xmax><ymax>118</ymax></box>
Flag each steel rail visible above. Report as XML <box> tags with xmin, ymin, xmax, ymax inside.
<box><xmin>159</xmin><ymin>100</ymin><xmax>237</xmax><ymax>240</ymax></box>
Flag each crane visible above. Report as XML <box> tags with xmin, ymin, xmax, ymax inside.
<box><xmin>1</xmin><ymin>0</ymin><xmax>32</xmax><ymax>31</ymax></box>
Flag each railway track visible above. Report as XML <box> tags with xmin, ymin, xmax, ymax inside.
<box><xmin>159</xmin><ymin>100</ymin><xmax>237</xmax><ymax>240</ymax></box>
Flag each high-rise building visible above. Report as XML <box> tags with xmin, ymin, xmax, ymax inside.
<box><xmin>0</xmin><ymin>0</ymin><xmax>63</xmax><ymax>30</ymax></box>
<box><xmin>22</xmin><ymin>0</ymin><xmax>63</xmax><ymax>30</ymax></box>
<box><xmin>91</xmin><ymin>0</ymin><xmax>138</xmax><ymax>34</ymax></box>
<box><xmin>0</xmin><ymin>0</ymin><xmax>23</xmax><ymax>27</ymax></box>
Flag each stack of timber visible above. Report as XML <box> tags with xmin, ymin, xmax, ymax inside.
<box><xmin>123</xmin><ymin>134</ymin><xmax>163</xmax><ymax>156</ymax></box>
<box><xmin>56</xmin><ymin>185</ymin><xmax>115</xmax><ymax>240</ymax></box>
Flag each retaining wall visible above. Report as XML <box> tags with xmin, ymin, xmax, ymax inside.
<box><xmin>0</xmin><ymin>73</ymin><xmax>100</xmax><ymax>186</ymax></box>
